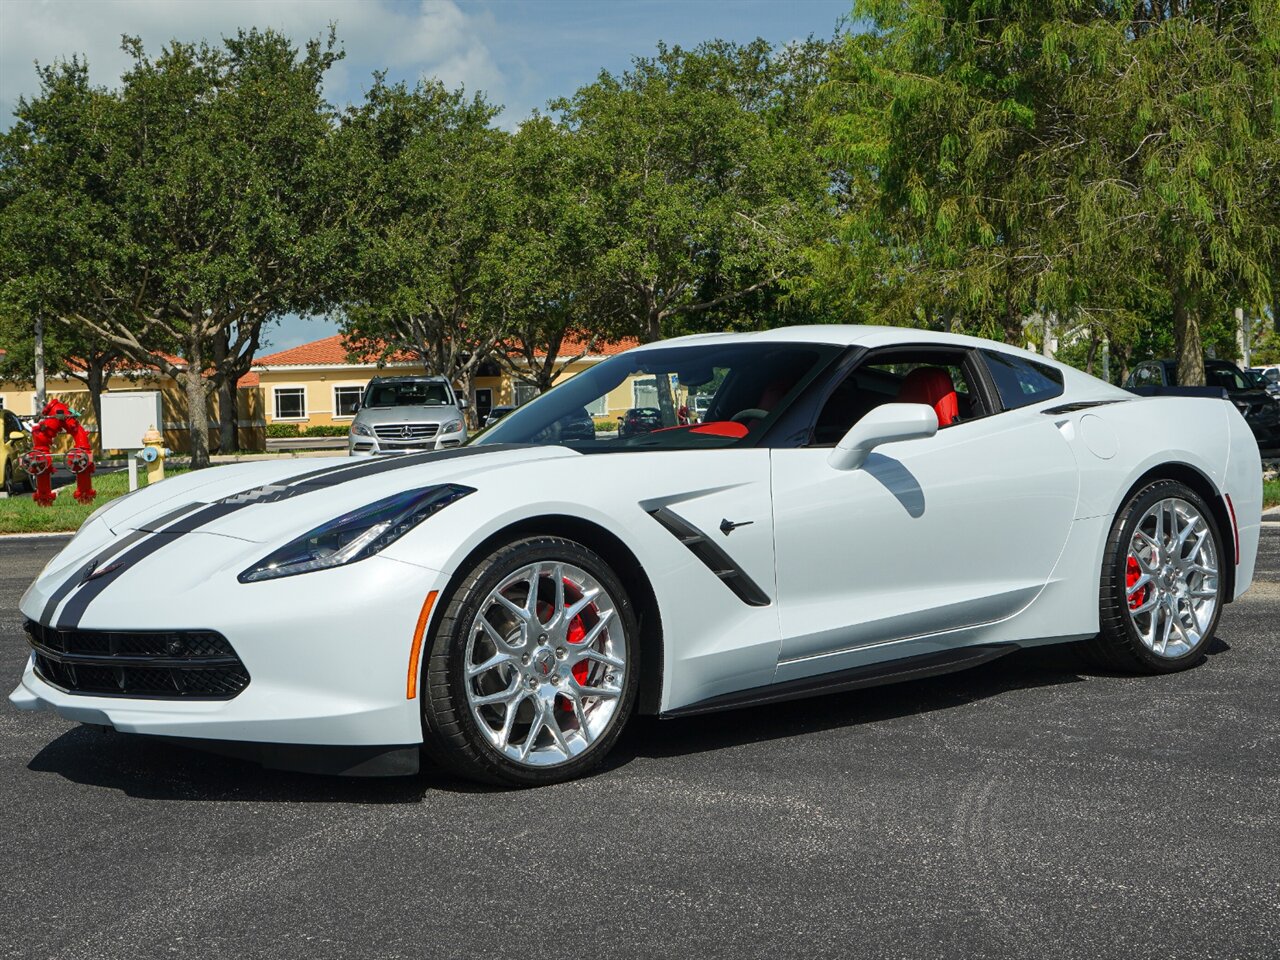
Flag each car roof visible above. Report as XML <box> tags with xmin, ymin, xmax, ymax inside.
<box><xmin>367</xmin><ymin>375</ymin><xmax>450</xmax><ymax>383</ymax></box>
<box><xmin>651</xmin><ymin>324</ymin><xmax>1130</xmax><ymax>400</ymax></box>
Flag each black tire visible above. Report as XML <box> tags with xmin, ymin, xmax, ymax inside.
<box><xmin>3</xmin><ymin>460</ymin><xmax>19</xmax><ymax>497</ymax></box>
<box><xmin>1082</xmin><ymin>479</ymin><xmax>1225</xmax><ymax>674</ymax></box>
<box><xmin>420</xmin><ymin>536</ymin><xmax>641</xmax><ymax>787</ymax></box>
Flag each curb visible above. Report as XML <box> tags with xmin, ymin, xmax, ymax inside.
<box><xmin>0</xmin><ymin>531</ymin><xmax>75</xmax><ymax>539</ymax></box>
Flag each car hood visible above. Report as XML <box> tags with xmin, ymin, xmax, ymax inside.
<box><xmin>354</xmin><ymin>406</ymin><xmax>462</xmax><ymax>425</ymax></box>
<box><xmin>104</xmin><ymin>445</ymin><xmax>579</xmax><ymax>544</ymax></box>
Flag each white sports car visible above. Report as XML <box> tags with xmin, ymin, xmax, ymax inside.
<box><xmin>10</xmin><ymin>327</ymin><xmax>1263</xmax><ymax>785</ymax></box>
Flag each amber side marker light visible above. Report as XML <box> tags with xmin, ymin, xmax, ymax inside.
<box><xmin>407</xmin><ymin>590</ymin><xmax>439</xmax><ymax>700</ymax></box>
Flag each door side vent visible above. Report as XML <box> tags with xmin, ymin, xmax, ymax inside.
<box><xmin>647</xmin><ymin>507</ymin><xmax>771</xmax><ymax>607</ymax></box>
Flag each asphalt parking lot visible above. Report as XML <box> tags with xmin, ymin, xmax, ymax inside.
<box><xmin>1</xmin><ymin>531</ymin><xmax>1277</xmax><ymax>960</ymax></box>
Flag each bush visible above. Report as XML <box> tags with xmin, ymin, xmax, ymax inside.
<box><xmin>304</xmin><ymin>424</ymin><xmax>350</xmax><ymax>437</ymax></box>
<box><xmin>266</xmin><ymin>423</ymin><xmax>300</xmax><ymax>438</ymax></box>
<box><xmin>593</xmin><ymin>418</ymin><xmax>618</xmax><ymax>433</ymax></box>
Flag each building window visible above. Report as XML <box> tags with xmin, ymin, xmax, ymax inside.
<box><xmin>333</xmin><ymin>385</ymin><xmax>363</xmax><ymax>419</ymax></box>
<box><xmin>586</xmin><ymin>395</ymin><xmax>608</xmax><ymax>416</ymax></box>
<box><xmin>273</xmin><ymin>387</ymin><xmax>306</xmax><ymax>421</ymax></box>
<box><xmin>514</xmin><ymin>382</ymin><xmax>540</xmax><ymax>406</ymax></box>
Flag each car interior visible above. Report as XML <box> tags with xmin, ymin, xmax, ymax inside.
<box><xmin>810</xmin><ymin>350</ymin><xmax>987</xmax><ymax>446</ymax></box>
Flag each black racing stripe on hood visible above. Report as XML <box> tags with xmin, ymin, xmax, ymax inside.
<box><xmin>50</xmin><ymin>445</ymin><xmax>534</xmax><ymax>629</ymax></box>
<box><xmin>55</xmin><ymin>502</ymin><xmax>238</xmax><ymax>630</ymax></box>
<box><xmin>39</xmin><ymin>502</ymin><xmax>205</xmax><ymax>627</ymax></box>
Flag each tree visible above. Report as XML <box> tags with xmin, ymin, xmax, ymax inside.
<box><xmin>482</xmin><ymin>116</ymin><xmax>621</xmax><ymax>395</ymax></box>
<box><xmin>553</xmin><ymin>39</ymin><xmax>830</xmax><ymax>345</ymax></box>
<box><xmin>0</xmin><ymin>30</ymin><xmax>346</xmax><ymax>467</ymax></box>
<box><xmin>813</xmin><ymin>1</ymin><xmax>1279</xmax><ymax>381</ymax></box>
<box><xmin>335</xmin><ymin>77</ymin><xmax>507</xmax><ymax>419</ymax></box>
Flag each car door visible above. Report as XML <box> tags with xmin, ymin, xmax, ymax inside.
<box><xmin>770</xmin><ymin>347</ymin><xmax>1079</xmax><ymax>683</ymax></box>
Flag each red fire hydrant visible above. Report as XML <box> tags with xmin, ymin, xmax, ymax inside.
<box><xmin>20</xmin><ymin>399</ymin><xmax>96</xmax><ymax>507</ymax></box>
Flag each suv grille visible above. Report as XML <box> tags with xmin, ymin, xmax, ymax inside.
<box><xmin>25</xmin><ymin>620</ymin><xmax>250</xmax><ymax>700</ymax></box>
<box><xmin>373</xmin><ymin>423</ymin><xmax>439</xmax><ymax>441</ymax></box>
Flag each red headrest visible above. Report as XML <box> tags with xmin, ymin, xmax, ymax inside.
<box><xmin>897</xmin><ymin>367</ymin><xmax>958</xmax><ymax>427</ymax></box>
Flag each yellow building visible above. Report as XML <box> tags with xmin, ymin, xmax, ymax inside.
<box><xmin>0</xmin><ymin>333</ymin><xmax>647</xmax><ymax>452</ymax></box>
<box><xmin>251</xmin><ymin>334</ymin><xmax>640</xmax><ymax>431</ymax></box>
<box><xmin>0</xmin><ymin>350</ymin><xmax>262</xmax><ymax>454</ymax></box>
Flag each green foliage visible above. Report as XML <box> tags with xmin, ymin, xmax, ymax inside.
<box><xmin>811</xmin><ymin>1</ymin><xmax>1280</xmax><ymax>381</ymax></box>
<box><xmin>0</xmin><ymin>29</ymin><xmax>348</xmax><ymax>466</ymax></box>
<box><xmin>265</xmin><ymin>423</ymin><xmax>300</xmax><ymax>438</ymax></box>
<box><xmin>552</xmin><ymin>39</ymin><xmax>832</xmax><ymax>344</ymax></box>
<box><xmin>303</xmin><ymin>424</ymin><xmax>349</xmax><ymax>436</ymax></box>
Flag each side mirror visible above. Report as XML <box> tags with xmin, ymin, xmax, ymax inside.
<box><xmin>350</xmin><ymin>402</ymin><xmax>359</xmax><ymax>413</ymax></box>
<box><xmin>828</xmin><ymin>403</ymin><xmax>939</xmax><ymax>471</ymax></box>
<box><xmin>457</xmin><ymin>397</ymin><xmax>469</xmax><ymax>410</ymax></box>
<box><xmin>8</xmin><ymin>431</ymin><xmax>24</xmax><ymax>442</ymax></box>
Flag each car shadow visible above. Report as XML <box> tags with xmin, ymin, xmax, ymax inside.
<box><xmin>25</xmin><ymin>639</ymin><xmax>1230</xmax><ymax>801</ymax></box>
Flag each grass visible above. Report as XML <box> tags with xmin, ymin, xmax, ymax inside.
<box><xmin>1265</xmin><ymin>477</ymin><xmax>1280</xmax><ymax>510</ymax></box>
<box><xmin>0</xmin><ymin>468</ymin><xmax>187</xmax><ymax>535</ymax></box>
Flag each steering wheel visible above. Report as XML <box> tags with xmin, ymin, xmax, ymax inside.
<box><xmin>730</xmin><ymin>408</ymin><xmax>769</xmax><ymax>424</ymax></box>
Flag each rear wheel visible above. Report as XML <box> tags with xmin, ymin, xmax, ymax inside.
<box><xmin>1085</xmin><ymin>480</ymin><xmax>1224</xmax><ymax>673</ymax></box>
<box><xmin>420</xmin><ymin>536</ymin><xmax>639</xmax><ymax>786</ymax></box>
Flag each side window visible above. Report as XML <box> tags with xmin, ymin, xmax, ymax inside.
<box><xmin>810</xmin><ymin>349</ymin><xmax>989</xmax><ymax>446</ymax></box>
<box><xmin>981</xmin><ymin>350</ymin><xmax>1064</xmax><ymax>410</ymax></box>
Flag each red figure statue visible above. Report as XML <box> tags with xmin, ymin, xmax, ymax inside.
<box><xmin>20</xmin><ymin>399</ymin><xmax>96</xmax><ymax>507</ymax></box>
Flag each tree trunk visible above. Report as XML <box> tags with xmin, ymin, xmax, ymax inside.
<box><xmin>645</xmin><ymin>307</ymin><xmax>678</xmax><ymax>425</ymax></box>
<box><xmin>213</xmin><ymin>329</ymin><xmax>236</xmax><ymax>454</ymax></box>
<box><xmin>1084</xmin><ymin>328</ymin><xmax>1099</xmax><ymax>376</ymax></box>
<box><xmin>1001</xmin><ymin>293</ymin><xmax>1022</xmax><ymax>346</ymax></box>
<box><xmin>1172</xmin><ymin>288</ymin><xmax>1205</xmax><ymax>387</ymax></box>
<box><xmin>87</xmin><ymin>362</ymin><xmax>105</xmax><ymax>456</ymax></box>
<box><xmin>184</xmin><ymin>345</ymin><xmax>211</xmax><ymax>469</ymax></box>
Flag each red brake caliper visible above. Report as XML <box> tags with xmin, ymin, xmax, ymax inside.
<box><xmin>1126</xmin><ymin>555</ymin><xmax>1147</xmax><ymax>611</ymax></box>
<box><xmin>537</xmin><ymin>579</ymin><xmax>593</xmax><ymax>712</ymax></box>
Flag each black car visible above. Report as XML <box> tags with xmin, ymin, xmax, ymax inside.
<box><xmin>618</xmin><ymin>407</ymin><xmax>664</xmax><ymax>438</ymax></box>
<box><xmin>482</xmin><ymin>405</ymin><xmax>516</xmax><ymax>427</ymax></box>
<box><xmin>1127</xmin><ymin>358</ymin><xmax>1280</xmax><ymax>452</ymax></box>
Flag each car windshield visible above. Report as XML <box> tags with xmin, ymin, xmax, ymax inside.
<box><xmin>363</xmin><ymin>381</ymin><xmax>452</xmax><ymax>408</ymax></box>
<box><xmin>1206</xmin><ymin>366</ymin><xmax>1252</xmax><ymax>391</ymax></box>
<box><xmin>474</xmin><ymin>341</ymin><xmax>841</xmax><ymax>450</ymax></box>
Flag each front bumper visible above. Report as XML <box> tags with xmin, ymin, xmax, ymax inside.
<box><xmin>12</xmin><ymin>540</ymin><xmax>450</xmax><ymax>749</ymax></box>
<box><xmin>348</xmin><ymin>432</ymin><xmax>466</xmax><ymax>456</ymax></box>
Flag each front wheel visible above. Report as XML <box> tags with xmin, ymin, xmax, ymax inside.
<box><xmin>1084</xmin><ymin>480</ymin><xmax>1225</xmax><ymax>673</ymax></box>
<box><xmin>420</xmin><ymin>536</ymin><xmax>639</xmax><ymax>786</ymax></box>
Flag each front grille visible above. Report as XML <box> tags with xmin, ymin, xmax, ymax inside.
<box><xmin>373</xmin><ymin>423</ymin><xmax>439</xmax><ymax>441</ymax></box>
<box><xmin>25</xmin><ymin>620</ymin><xmax>250</xmax><ymax>700</ymax></box>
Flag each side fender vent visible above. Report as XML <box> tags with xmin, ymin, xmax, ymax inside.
<box><xmin>647</xmin><ymin>507</ymin><xmax>771</xmax><ymax>607</ymax></box>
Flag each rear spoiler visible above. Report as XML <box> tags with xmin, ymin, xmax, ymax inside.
<box><xmin>1125</xmin><ymin>386</ymin><xmax>1231</xmax><ymax>400</ymax></box>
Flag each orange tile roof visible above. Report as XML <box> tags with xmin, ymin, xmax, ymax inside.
<box><xmin>255</xmin><ymin>333</ymin><xmax>637</xmax><ymax>368</ymax></box>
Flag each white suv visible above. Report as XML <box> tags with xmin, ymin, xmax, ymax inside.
<box><xmin>348</xmin><ymin>376</ymin><xmax>469</xmax><ymax>455</ymax></box>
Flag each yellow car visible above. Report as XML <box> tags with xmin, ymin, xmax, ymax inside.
<box><xmin>2</xmin><ymin>408</ymin><xmax>33</xmax><ymax>496</ymax></box>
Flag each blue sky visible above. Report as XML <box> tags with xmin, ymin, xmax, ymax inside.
<box><xmin>1</xmin><ymin>0</ymin><xmax>852</xmax><ymax>351</ymax></box>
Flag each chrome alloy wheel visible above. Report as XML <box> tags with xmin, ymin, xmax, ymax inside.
<box><xmin>463</xmin><ymin>561</ymin><xmax>627</xmax><ymax>767</ymax></box>
<box><xmin>1125</xmin><ymin>497</ymin><xmax>1220</xmax><ymax>658</ymax></box>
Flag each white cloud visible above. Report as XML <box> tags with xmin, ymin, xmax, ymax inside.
<box><xmin>0</xmin><ymin>0</ymin><xmax>507</xmax><ymax>122</ymax></box>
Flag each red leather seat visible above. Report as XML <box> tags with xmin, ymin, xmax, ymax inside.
<box><xmin>897</xmin><ymin>367</ymin><xmax>959</xmax><ymax>427</ymax></box>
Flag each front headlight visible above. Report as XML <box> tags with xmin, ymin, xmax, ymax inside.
<box><xmin>352</xmin><ymin>421</ymin><xmax>375</xmax><ymax>437</ymax></box>
<box><xmin>441</xmin><ymin>418</ymin><xmax>464</xmax><ymax>434</ymax></box>
<box><xmin>238</xmin><ymin>484</ymin><xmax>473</xmax><ymax>583</ymax></box>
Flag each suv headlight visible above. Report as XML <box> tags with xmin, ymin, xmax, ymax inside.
<box><xmin>238</xmin><ymin>484</ymin><xmax>473</xmax><ymax>583</ymax></box>
<box><xmin>441</xmin><ymin>418</ymin><xmax>464</xmax><ymax>434</ymax></box>
<box><xmin>352</xmin><ymin>421</ymin><xmax>374</xmax><ymax>437</ymax></box>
